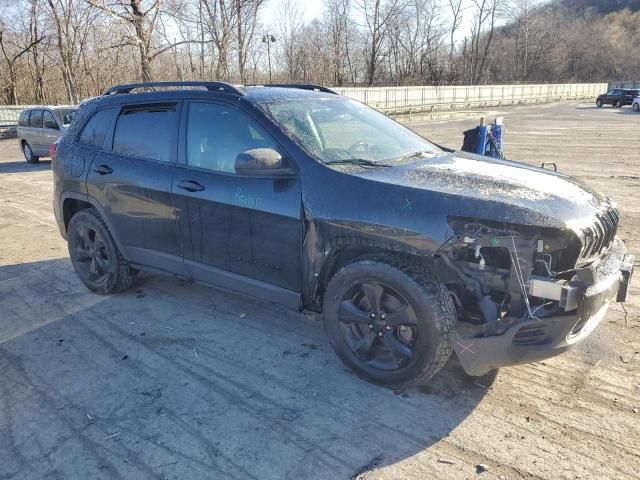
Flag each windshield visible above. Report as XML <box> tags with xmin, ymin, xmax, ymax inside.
<box><xmin>259</xmin><ymin>97</ymin><xmax>440</xmax><ymax>164</ymax></box>
<box><xmin>54</xmin><ymin>108</ymin><xmax>78</xmax><ymax>125</ymax></box>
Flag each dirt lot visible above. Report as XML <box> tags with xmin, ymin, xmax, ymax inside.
<box><xmin>0</xmin><ymin>102</ymin><xmax>638</xmax><ymax>480</ymax></box>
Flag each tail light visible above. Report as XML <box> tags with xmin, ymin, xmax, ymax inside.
<box><xmin>49</xmin><ymin>142</ymin><xmax>57</xmax><ymax>160</ymax></box>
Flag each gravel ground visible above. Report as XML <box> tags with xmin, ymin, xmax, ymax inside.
<box><xmin>0</xmin><ymin>101</ymin><xmax>638</xmax><ymax>480</ymax></box>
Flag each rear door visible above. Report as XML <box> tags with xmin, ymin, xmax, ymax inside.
<box><xmin>171</xmin><ymin>100</ymin><xmax>302</xmax><ymax>307</ymax></box>
<box><xmin>85</xmin><ymin>102</ymin><xmax>187</xmax><ymax>275</ymax></box>
<box><xmin>17</xmin><ymin>110</ymin><xmax>30</xmax><ymax>144</ymax></box>
<box><xmin>42</xmin><ymin>110</ymin><xmax>61</xmax><ymax>153</ymax></box>
<box><xmin>26</xmin><ymin>109</ymin><xmax>44</xmax><ymax>153</ymax></box>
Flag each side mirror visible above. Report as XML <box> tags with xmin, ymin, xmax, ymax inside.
<box><xmin>234</xmin><ymin>148</ymin><xmax>295</xmax><ymax>177</ymax></box>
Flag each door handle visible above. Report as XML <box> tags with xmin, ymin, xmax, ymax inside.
<box><xmin>177</xmin><ymin>179</ymin><xmax>205</xmax><ymax>192</ymax></box>
<box><xmin>94</xmin><ymin>164</ymin><xmax>113</xmax><ymax>175</ymax></box>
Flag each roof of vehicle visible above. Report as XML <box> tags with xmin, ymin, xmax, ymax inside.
<box><xmin>99</xmin><ymin>81</ymin><xmax>339</xmax><ymax>104</ymax></box>
<box><xmin>21</xmin><ymin>105</ymin><xmax>78</xmax><ymax>111</ymax></box>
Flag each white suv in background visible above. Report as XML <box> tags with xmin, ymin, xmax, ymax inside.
<box><xmin>17</xmin><ymin>106</ymin><xmax>78</xmax><ymax>163</ymax></box>
<box><xmin>632</xmin><ymin>96</ymin><xmax>640</xmax><ymax>112</ymax></box>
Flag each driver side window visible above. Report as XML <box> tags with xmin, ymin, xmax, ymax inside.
<box><xmin>186</xmin><ymin>102</ymin><xmax>279</xmax><ymax>174</ymax></box>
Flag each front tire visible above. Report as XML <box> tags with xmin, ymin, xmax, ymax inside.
<box><xmin>23</xmin><ymin>142</ymin><xmax>39</xmax><ymax>163</ymax></box>
<box><xmin>596</xmin><ymin>99</ymin><xmax>602</xmax><ymax>107</ymax></box>
<box><xmin>323</xmin><ymin>257</ymin><xmax>456</xmax><ymax>388</ymax></box>
<box><xmin>67</xmin><ymin>208</ymin><xmax>135</xmax><ymax>294</ymax></box>
<box><xmin>633</xmin><ymin>103</ymin><xmax>639</xmax><ymax>112</ymax></box>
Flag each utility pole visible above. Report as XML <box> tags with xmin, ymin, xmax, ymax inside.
<box><xmin>262</xmin><ymin>33</ymin><xmax>276</xmax><ymax>83</ymax></box>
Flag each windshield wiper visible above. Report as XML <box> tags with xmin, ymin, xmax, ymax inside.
<box><xmin>324</xmin><ymin>158</ymin><xmax>392</xmax><ymax>168</ymax></box>
<box><xmin>393</xmin><ymin>151</ymin><xmax>429</xmax><ymax>162</ymax></box>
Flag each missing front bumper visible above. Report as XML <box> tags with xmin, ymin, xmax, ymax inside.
<box><xmin>453</xmin><ymin>239</ymin><xmax>634</xmax><ymax>376</ymax></box>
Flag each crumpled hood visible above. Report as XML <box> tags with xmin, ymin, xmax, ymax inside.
<box><xmin>352</xmin><ymin>150</ymin><xmax>613</xmax><ymax>231</ymax></box>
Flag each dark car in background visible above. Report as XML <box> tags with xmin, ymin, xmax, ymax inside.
<box><xmin>52</xmin><ymin>81</ymin><xmax>633</xmax><ymax>388</ymax></box>
<box><xmin>17</xmin><ymin>106</ymin><xmax>78</xmax><ymax>163</ymax></box>
<box><xmin>596</xmin><ymin>88</ymin><xmax>640</xmax><ymax>108</ymax></box>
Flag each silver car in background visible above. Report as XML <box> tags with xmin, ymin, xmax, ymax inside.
<box><xmin>17</xmin><ymin>106</ymin><xmax>78</xmax><ymax>163</ymax></box>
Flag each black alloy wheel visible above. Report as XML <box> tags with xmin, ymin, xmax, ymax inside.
<box><xmin>72</xmin><ymin>224</ymin><xmax>110</xmax><ymax>284</ymax></box>
<box><xmin>67</xmin><ymin>208</ymin><xmax>135</xmax><ymax>294</ymax></box>
<box><xmin>338</xmin><ymin>281</ymin><xmax>418</xmax><ymax>371</ymax></box>
<box><xmin>323</xmin><ymin>257</ymin><xmax>456</xmax><ymax>388</ymax></box>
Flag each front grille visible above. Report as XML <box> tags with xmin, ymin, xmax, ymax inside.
<box><xmin>578</xmin><ymin>207</ymin><xmax>619</xmax><ymax>263</ymax></box>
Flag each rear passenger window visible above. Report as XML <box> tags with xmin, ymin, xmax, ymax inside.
<box><xmin>113</xmin><ymin>105</ymin><xmax>176</xmax><ymax>162</ymax></box>
<box><xmin>18</xmin><ymin>110</ymin><xmax>30</xmax><ymax>127</ymax></box>
<box><xmin>79</xmin><ymin>108</ymin><xmax>116</xmax><ymax>148</ymax></box>
<box><xmin>29</xmin><ymin>110</ymin><xmax>43</xmax><ymax>128</ymax></box>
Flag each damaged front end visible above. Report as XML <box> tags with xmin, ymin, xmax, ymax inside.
<box><xmin>437</xmin><ymin>213</ymin><xmax>634</xmax><ymax>376</ymax></box>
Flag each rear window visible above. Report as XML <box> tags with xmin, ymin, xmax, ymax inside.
<box><xmin>28</xmin><ymin>110</ymin><xmax>43</xmax><ymax>128</ymax></box>
<box><xmin>112</xmin><ymin>104</ymin><xmax>176</xmax><ymax>162</ymax></box>
<box><xmin>79</xmin><ymin>107</ymin><xmax>117</xmax><ymax>148</ymax></box>
<box><xmin>18</xmin><ymin>110</ymin><xmax>30</xmax><ymax>127</ymax></box>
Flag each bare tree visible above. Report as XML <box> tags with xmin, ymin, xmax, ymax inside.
<box><xmin>447</xmin><ymin>0</ymin><xmax>463</xmax><ymax>58</ymax></box>
<box><xmin>0</xmin><ymin>19</ymin><xmax>44</xmax><ymax>103</ymax></box>
<box><xmin>325</xmin><ymin>0</ymin><xmax>350</xmax><ymax>85</ymax></box>
<box><xmin>234</xmin><ymin>0</ymin><xmax>263</xmax><ymax>83</ymax></box>
<box><xmin>86</xmin><ymin>0</ymin><xmax>189</xmax><ymax>82</ymax></box>
<box><xmin>355</xmin><ymin>0</ymin><xmax>409</xmax><ymax>85</ymax></box>
<box><xmin>468</xmin><ymin>0</ymin><xmax>503</xmax><ymax>84</ymax></box>
<box><xmin>200</xmin><ymin>0</ymin><xmax>235</xmax><ymax>79</ymax></box>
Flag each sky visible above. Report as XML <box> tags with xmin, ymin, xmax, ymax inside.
<box><xmin>260</xmin><ymin>0</ymin><xmax>478</xmax><ymax>43</ymax></box>
<box><xmin>260</xmin><ymin>0</ymin><xmax>548</xmax><ymax>44</ymax></box>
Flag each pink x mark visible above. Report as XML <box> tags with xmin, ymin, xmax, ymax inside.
<box><xmin>456</xmin><ymin>341</ymin><xmax>475</xmax><ymax>354</ymax></box>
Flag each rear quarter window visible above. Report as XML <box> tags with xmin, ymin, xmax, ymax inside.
<box><xmin>112</xmin><ymin>104</ymin><xmax>176</xmax><ymax>162</ymax></box>
<box><xmin>78</xmin><ymin>107</ymin><xmax>117</xmax><ymax>148</ymax></box>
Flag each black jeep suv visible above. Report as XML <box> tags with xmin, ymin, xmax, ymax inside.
<box><xmin>596</xmin><ymin>88</ymin><xmax>640</xmax><ymax>108</ymax></box>
<box><xmin>53</xmin><ymin>81</ymin><xmax>634</xmax><ymax>387</ymax></box>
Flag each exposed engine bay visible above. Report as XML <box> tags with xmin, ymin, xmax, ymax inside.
<box><xmin>434</xmin><ymin>213</ymin><xmax>626</xmax><ymax>343</ymax></box>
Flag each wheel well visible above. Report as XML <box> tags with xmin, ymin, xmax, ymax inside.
<box><xmin>317</xmin><ymin>243</ymin><xmax>434</xmax><ymax>306</ymax></box>
<box><xmin>63</xmin><ymin>198</ymin><xmax>93</xmax><ymax>232</ymax></box>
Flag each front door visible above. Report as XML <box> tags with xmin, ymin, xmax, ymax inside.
<box><xmin>85</xmin><ymin>102</ymin><xmax>187</xmax><ymax>275</ymax></box>
<box><xmin>172</xmin><ymin>100</ymin><xmax>302</xmax><ymax>308</ymax></box>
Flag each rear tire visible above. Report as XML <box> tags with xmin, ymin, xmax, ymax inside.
<box><xmin>323</xmin><ymin>256</ymin><xmax>455</xmax><ymax>388</ymax></box>
<box><xmin>22</xmin><ymin>142</ymin><xmax>39</xmax><ymax>163</ymax></box>
<box><xmin>615</xmin><ymin>99</ymin><xmax>622</xmax><ymax>108</ymax></box>
<box><xmin>67</xmin><ymin>208</ymin><xmax>135</xmax><ymax>294</ymax></box>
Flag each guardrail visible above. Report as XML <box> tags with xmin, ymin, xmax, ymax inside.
<box><xmin>335</xmin><ymin>83</ymin><xmax>606</xmax><ymax>113</ymax></box>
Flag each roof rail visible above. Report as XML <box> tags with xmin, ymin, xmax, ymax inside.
<box><xmin>256</xmin><ymin>84</ymin><xmax>339</xmax><ymax>95</ymax></box>
<box><xmin>102</xmin><ymin>81</ymin><xmax>245</xmax><ymax>96</ymax></box>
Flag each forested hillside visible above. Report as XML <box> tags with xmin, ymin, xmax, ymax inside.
<box><xmin>483</xmin><ymin>0</ymin><xmax>640</xmax><ymax>83</ymax></box>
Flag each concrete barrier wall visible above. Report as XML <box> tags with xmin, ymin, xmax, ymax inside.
<box><xmin>0</xmin><ymin>105</ymin><xmax>34</xmax><ymax>128</ymax></box>
<box><xmin>608</xmin><ymin>81</ymin><xmax>640</xmax><ymax>90</ymax></box>
<box><xmin>335</xmin><ymin>83</ymin><xmax>606</xmax><ymax>113</ymax></box>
